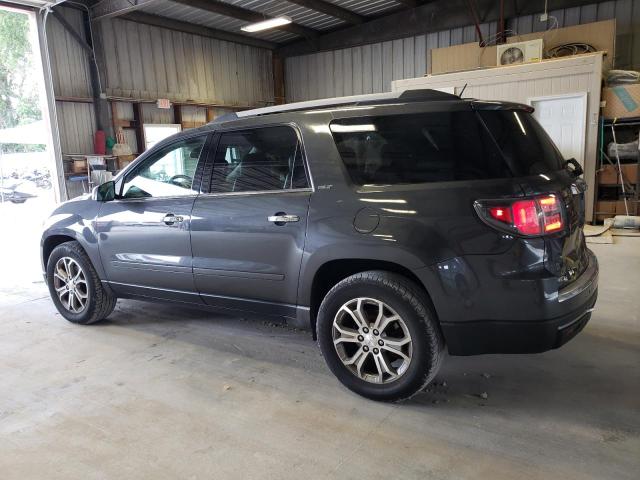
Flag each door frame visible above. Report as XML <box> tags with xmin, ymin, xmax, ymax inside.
<box><xmin>527</xmin><ymin>92</ymin><xmax>588</xmax><ymax>165</ymax></box>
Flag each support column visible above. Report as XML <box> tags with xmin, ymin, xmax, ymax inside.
<box><xmin>35</xmin><ymin>9</ymin><xmax>66</xmax><ymax>202</ymax></box>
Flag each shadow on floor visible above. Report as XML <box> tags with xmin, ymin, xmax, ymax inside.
<box><xmin>101</xmin><ymin>298</ymin><xmax>640</xmax><ymax>437</ymax></box>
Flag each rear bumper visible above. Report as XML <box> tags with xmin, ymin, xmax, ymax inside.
<box><xmin>434</xmin><ymin>250</ymin><xmax>599</xmax><ymax>355</ymax></box>
<box><xmin>441</xmin><ymin>288</ymin><xmax>597</xmax><ymax>355</ymax></box>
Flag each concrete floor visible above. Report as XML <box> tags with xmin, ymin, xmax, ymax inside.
<box><xmin>1</xmin><ymin>197</ymin><xmax>639</xmax><ymax>479</ymax></box>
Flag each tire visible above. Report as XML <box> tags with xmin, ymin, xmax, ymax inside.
<box><xmin>46</xmin><ymin>241</ymin><xmax>116</xmax><ymax>325</ymax></box>
<box><xmin>317</xmin><ymin>270</ymin><xmax>444</xmax><ymax>402</ymax></box>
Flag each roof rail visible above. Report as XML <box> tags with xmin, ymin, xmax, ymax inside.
<box><xmin>227</xmin><ymin>89</ymin><xmax>460</xmax><ymax>120</ymax></box>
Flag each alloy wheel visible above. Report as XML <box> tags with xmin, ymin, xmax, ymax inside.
<box><xmin>332</xmin><ymin>297</ymin><xmax>413</xmax><ymax>384</ymax></box>
<box><xmin>53</xmin><ymin>257</ymin><xmax>88</xmax><ymax>313</ymax></box>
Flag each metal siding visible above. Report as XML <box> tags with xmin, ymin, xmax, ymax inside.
<box><xmin>141</xmin><ymin>104</ymin><xmax>175</xmax><ymax>124</ymax></box>
<box><xmin>55</xmin><ymin>101</ymin><xmax>96</xmax><ymax>155</ymax></box>
<box><xmin>97</xmin><ymin>17</ymin><xmax>274</xmax><ymax>106</ymax></box>
<box><xmin>285</xmin><ymin>0</ymin><xmax>640</xmax><ymax>101</ymax></box>
<box><xmin>46</xmin><ymin>7</ymin><xmax>92</xmax><ymax>98</ymax></box>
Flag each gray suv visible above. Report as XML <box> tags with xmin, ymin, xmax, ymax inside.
<box><xmin>42</xmin><ymin>90</ymin><xmax>598</xmax><ymax>401</ymax></box>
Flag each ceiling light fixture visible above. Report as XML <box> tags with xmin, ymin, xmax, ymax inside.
<box><xmin>241</xmin><ymin>16</ymin><xmax>292</xmax><ymax>33</ymax></box>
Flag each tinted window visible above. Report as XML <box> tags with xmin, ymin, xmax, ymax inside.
<box><xmin>478</xmin><ymin>110</ymin><xmax>564</xmax><ymax>175</ymax></box>
<box><xmin>122</xmin><ymin>136</ymin><xmax>205</xmax><ymax>198</ymax></box>
<box><xmin>330</xmin><ymin>112</ymin><xmax>510</xmax><ymax>185</ymax></box>
<box><xmin>210</xmin><ymin>126</ymin><xmax>308</xmax><ymax>193</ymax></box>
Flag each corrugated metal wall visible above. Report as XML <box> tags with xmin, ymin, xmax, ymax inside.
<box><xmin>46</xmin><ymin>7</ymin><xmax>275</xmax><ymax>161</ymax></box>
<box><xmin>46</xmin><ymin>7</ymin><xmax>96</xmax><ymax>155</ymax></box>
<box><xmin>285</xmin><ymin>0</ymin><xmax>640</xmax><ymax>102</ymax></box>
<box><xmin>95</xmin><ymin>17</ymin><xmax>274</xmax><ymax>107</ymax></box>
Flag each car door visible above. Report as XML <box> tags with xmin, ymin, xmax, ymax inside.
<box><xmin>190</xmin><ymin>125</ymin><xmax>312</xmax><ymax>318</ymax></box>
<box><xmin>96</xmin><ymin>133</ymin><xmax>211</xmax><ymax>303</ymax></box>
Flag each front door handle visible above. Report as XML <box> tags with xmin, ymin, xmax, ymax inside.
<box><xmin>268</xmin><ymin>213</ymin><xmax>300</xmax><ymax>225</ymax></box>
<box><xmin>163</xmin><ymin>213</ymin><xmax>184</xmax><ymax>225</ymax></box>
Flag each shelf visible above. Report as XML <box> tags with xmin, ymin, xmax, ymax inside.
<box><xmin>603</xmin><ymin>116</ymin><xmax>640</xmax><ymax>126</ymax></box>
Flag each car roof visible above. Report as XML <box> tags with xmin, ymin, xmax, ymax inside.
<box><xmin>213</xmin><ymin>89</ymin><xmax>464</xmax><ymax>123</ymax></box>
<box><xmin>210</xmin><ymin>90</ymin><xmax>534</xmax><ymax>128</ymax></box>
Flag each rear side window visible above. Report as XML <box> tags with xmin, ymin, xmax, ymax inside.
<box><xmin>477</xmin><ymin>110</ymin><xmax>564</xmax><ymax>176</ymax></box>
<box><xmin>330</xmin><ymin>112</ymin><xmax>510</xmax><ymax>185</ymax></box>
<box><xmin>210</xmin><ymin>126</ymin><xmax>309</xmax><ymax>193</ymax></box>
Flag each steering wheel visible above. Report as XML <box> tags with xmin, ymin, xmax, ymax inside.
<box><xmin>168</xmin><ymin>174</ymin><xmax>192</xmax><ymax>189</ymax></box>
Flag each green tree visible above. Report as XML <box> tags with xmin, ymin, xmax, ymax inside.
<box><xmin>0</xmin><ymin>9</ymin><xmax>43</xmax><ymax>153</ymax></box>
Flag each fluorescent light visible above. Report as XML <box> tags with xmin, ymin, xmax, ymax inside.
<box><xmin>330</xmin><ymin>123</ymin><xmax>377</xmax><ymax>133</ymax></box>
<box><xmin>241</xmin><ymin>16</ymin><xmax>292</xmax><ymax>32</ymax></box>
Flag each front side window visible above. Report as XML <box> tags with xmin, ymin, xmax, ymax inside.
<box><xmin>121</xmin><ymin>136</ymin><xmax>206</xmax><ymax>198</ymax></box>
<box><xmin>210</xmin><ymin>126</ymin><xmax>309</xmax><ymax>193</ymax></box>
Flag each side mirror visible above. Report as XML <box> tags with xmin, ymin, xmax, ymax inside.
<box><xmin>563</xmin><ymin>158</ymin><xmax>583</xmax><ymax>177</ymax></box>
<box><xmin>94</xmin><ymin>180</ymin><xmax>115</xmax><ymax>202</ymax></box>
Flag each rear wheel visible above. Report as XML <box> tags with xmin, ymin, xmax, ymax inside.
<box><xmin>46</xmin><ymin>241</ymin><xmax>116</xmax><ymax>324</ymax></box>
<box><xmin>317</xmin><ymin>270</ymin><xmax>444</xmax><ymax>402</ymax></box>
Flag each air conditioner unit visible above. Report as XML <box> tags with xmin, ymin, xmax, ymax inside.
<box><xmin>497</xmin><ymin>39</ymin><xmax>544</xmax><ymax>66</ymax></box>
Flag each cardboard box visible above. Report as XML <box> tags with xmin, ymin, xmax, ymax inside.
<box><xmin>616</xmin><ymin>200</ymin><xmax>628</xmax><ymax>214</ymax></box>
<box><xmin>598</xmin><ymin>163</ymin><xmax>639</xmax><ymax>184</ymax></box>
<box><xmin>117</xmin><ymin>154</ymin><xmax>136</xmax><ymax>170</ymax></box>
<box><xmin>72</xmin><ymin>158</ymin><xmax>86</xmax><ymax>173</ymax></box>
<box><xmin>602</xmin><ymin>84</ymin><xmax>640</xmax><ymax>119</ymax></box>
<box><xmin>596</xmin><ymin>200</ymin><xmax>617</xmax><ymax>214</ymax></box>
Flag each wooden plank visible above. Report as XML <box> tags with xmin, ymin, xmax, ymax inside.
<box><xmin>133</xmin><ymin>102</ymin><xmax>145</xmax><ymax>153</ymax></box>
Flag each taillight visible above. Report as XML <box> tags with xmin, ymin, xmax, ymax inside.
<box><xmin>475</xmin><ymin>194</ymin><xmax>564</xmax><ymax>236</ymax></box>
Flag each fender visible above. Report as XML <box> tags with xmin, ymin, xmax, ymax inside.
<box><xmin>41</xmin><ymin>198</ymin><xmax>106</xmax><ymax>280</ymax></box>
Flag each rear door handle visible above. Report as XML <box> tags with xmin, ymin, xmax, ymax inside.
<box><xmin>268</xmin><ymin>213</ymin><xmax>300</xmax><ymax>224</ymax></box>
<box><xmin>163</xmin><ymin>213</ymin><xmax>184</xmax><ymax>225</ymax></box>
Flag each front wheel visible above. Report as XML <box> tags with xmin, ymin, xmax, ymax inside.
<box><xmin>46</xmin><ymin>241</ymin><xmax>116</xmax><ymax>324</ymax></box>
<box><xmin>317</xmin><ymin>271</ymin><xmax>444</xmax><ymax>402</ymax></box>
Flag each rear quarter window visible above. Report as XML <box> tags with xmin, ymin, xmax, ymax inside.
<box><xmin>477</xmin><ymin>110</ymin><xmax>564</xmax><ymax>176</ymax></box>
<box><xmin>330</xmin><ymin>112</ymin><xmax>511</xmax><ymax>186</ymax></box>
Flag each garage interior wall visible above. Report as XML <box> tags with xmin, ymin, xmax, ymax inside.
<box><xmin>46</xmin><ymin>6</ymin><xmax>95</xmax><ymax>156</ymax></box>
<box><xmin>46</xmin><ymin>5</ymin><xmax>274</xmax><ymax>185</ymax></box>
<box><xmin>285</xmin><ymin>0</ymin><xmax>640</xmax><ymax>102</ymax></box>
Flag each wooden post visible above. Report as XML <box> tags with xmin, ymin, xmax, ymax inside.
<box><xmin>133</xmin><ymin>102</ymin><xmax>145</xmax><ymax>153</ymax></box>
<box><xmin>206</xmin><ymin>107</ymin><xmax>216</xmax><ymax>122</ymax></box>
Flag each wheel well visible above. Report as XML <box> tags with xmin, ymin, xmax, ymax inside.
<box><xmin>309</xmin><ymin>259</ymin><xmax>429</xmax><ymax>333</ymax></box>
<box><xmin>42</xmin><ymin>235</ymin><xmax>75</xmax><ymax>269</ymax></box>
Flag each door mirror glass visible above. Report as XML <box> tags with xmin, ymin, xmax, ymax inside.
<box><xmin>95</xmin><ymin>180</ymin><xmax>115</xmax><ymax>202</ymax></box>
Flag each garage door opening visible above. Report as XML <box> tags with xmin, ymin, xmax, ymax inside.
<box><xmin>0</xmin><ymin>4</ymin><xmax>57</xmax><ymax>299</ymax></box>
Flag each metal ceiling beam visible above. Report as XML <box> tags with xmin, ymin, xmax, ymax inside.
<box><xmin>170</xmin><ymin>0</ymin><xmax>319</xmax><ymax>38</ymax></box>
<box><xmin>278</xmin><ymin>0</ymin><xmax>602</xmax><ymax>57</ymax></box>
<box><xmin>285</xmin><ymin>0</ymin><xmax>365</xmax><ymax>25</ymax></box>
<box><xmin>121</xmin><ymin>11</ymin><xmax>278</xmax><ymax>49</ymax></box>
<box><xmin>92</xmin><ymin>0</ymin><xmax>159</xmax><ymax>20</ymax></box>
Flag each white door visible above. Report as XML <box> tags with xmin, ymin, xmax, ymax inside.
<box><xmin>529</xmin><ymin>94</ymin><xmax>587</xmax><ymax>165</ymax></box>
